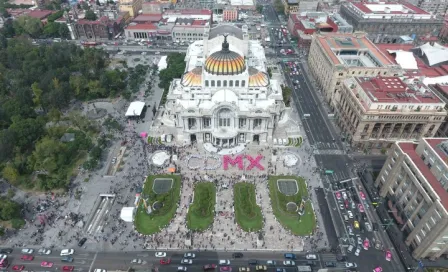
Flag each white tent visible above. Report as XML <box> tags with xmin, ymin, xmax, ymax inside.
<box><xmin>415</xmin><ymin>42</ymin><xmax>448</xmax><ymax>67</ymax></box>
<box><xmin>120</xmin><ymin>207</ymin><xmax>135</xmax><ymax>222</ymax></box>
<box><xmin>158</xmin><ymin>56</ymin><xmax>168</xmax><ymax>72</ymax></box>
<box><xmin>386</xmin><ymin>50</ymin><xmax>418</xmax><ymax>70</ymax></box>
<box><xmin>125</xmin><ymin>101</ymin><xmax>145</xmax><ymax>117</ymax></box>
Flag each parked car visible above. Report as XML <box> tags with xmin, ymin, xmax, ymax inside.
<box><xmin>266</xmin><ymin>260</ymin><xmax>276</xmax><ymax>266</ymax></box>
<box><xmin>355</xmin><ymin>248</ymin><xmax>361</xmax><ymax>256</ymax></box>
<box><xmin>131</xmin><ymin>259</ymin><xmax>143</xmax><ymax>264</ymax></box>
<box><xmin>60</xmin><ymin>249</ymin><xmax>74</xmax><ymax>256</ymax></box>
<box><xmin>38</xmin><ymin>248</ymin><xmax>51</xmax><ymax>255</ymax></box>
<box><xmin>155</xmin><ymin>252</ymin><xmax>166</xmax><ymax>258</ymax></box>
<box><xmin>78</xmin><ymin>238</ymin><xmax>87</xmax><ymax>247</ymax></box>
<box><xmin>20</xmin><ymin>255</ymin><xmax>34</xmax><ymax>261</ymax></box>
<box><xmin>160</xmin><ymin>259</ymin><xmax>171</xmax><ymax>265</ymax></box>
<box><xmin>232</xmin><ymin>253</ymin><xmax>243</xmax><ymax>258</ymax></box>
<box><xmin>12</xmin><ymin>265</ymin><xmax>25</xmax><ymax>271</ymax></box>
<box><xmin>184</xmin><ymin>253</ymin><xmax>196</xmax><ymax>259</ymax></box>
<box><xmin>62</xmin><ymin>266</ymin><xmax>75</xmax><ymax>271</ymax></box>
<box><xmin>248</xmin><ymin>260</ymin><xmax>258</xmax><ymax>265</ymax></box>
<box><xmin>345</xmin><ymin>263</ymin><xmax>358</xmax><ymax>268</ymax></box>
<box><xmin>325</xmin><ymin>262</ymin><xmax>336</xmax><ymax>267</ymax></box>
<box><xmin>21</xmin><ymin>249</ymin><xmax>34</xmax><ymax>254</ymax></box>
<box><xmin>61</xmin><ymin>256</ymin><xmax>74</xmax><ymax>263</ymax></box>
<box><xmin>177</xmin><ymin>266</ymin><xmax>187</xmax><ymax>272</ymax></box>
<box><xmin>41</xmin><ymin>261</ymin><xmax>54</xmax><ymax>268</ymax></box>
<box><xmin>219</xmin><ymin>260</ymin><xmax>230</xmax><ymax>266</ymax></box>
<box><xmin>347</xmin><ymin>245</ymin><xmax>354</xmax><ymax>253</ymax></box>
<box><xmin>305</xmin><ymin>254</ymin><xmax>317</xmax><ymax>260</ymax></box>
<box><xmin>0</xmin><ymin>249</ymin><xmax>13</xmax><ymax>254</ymax></box>
<box><xmin>238</xmin><ymin>268</ymin><xmax>250</xmax><ymax>272</ymax></box>
<box><xmin>203</xmin><ymin>264</ymin><xmax>217</xmax><ymax>271</ymax></box>
<box><xmin>284</xmin><ymin>253</ymin><xmax>296</xmax><ymax>259</ymax></box>
<box><xmin>282</xmin><ymin>261</ymin><xmax>295</xmax><ymax>266</ymax></box>
<box><xmin>181</xmin><ymin>259</ymin><xmax>193</xmax><ymax>265</ymax></box>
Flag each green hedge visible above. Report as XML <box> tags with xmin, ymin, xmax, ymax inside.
<box><xmin>187</xmin><ymin>182</ymin><xmax>216</xmax><ymax>231</ymax></box>
<box><xmin>234</xmin><ymin>182</ymin><xmax>263</xmax><ymax>232</ymax></box>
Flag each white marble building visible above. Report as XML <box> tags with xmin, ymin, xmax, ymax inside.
<box><xmin>157</xmin><ymin>24</ymin><xmax>285</xmax><ymax>146</ymax></box>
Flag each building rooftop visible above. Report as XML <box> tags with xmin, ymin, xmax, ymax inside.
<box><xmin>353</xmin><ymin>76</ymin><xmax>443</xmax><ymax>104</ymax></box>
<box><xmin>133</xmin><ymin>14</ymin><xmax>163</xmax><ymax>22</ymax></box>
<box><xmin>230</xmin><ymin>0</ymin><xmax>254</xmax><ymax>6</ymax></box>
<box><xmin>351</xmin><ymin>2</ymin><xmax>429</xmax><ymax>15</ymax></box>
<box><xmin>7</xmin><ymin>8</ymin><xmax>54</xmax><ymax>20</ymax></box>
<box><xmin>316</xmin><ymin>32</ymin><xmax>393</xmax><ymax>67</ymax></box>
<box><xmin>126</xmin><ymin>23</ymin><xmax>158</xmax><ymax>30</ymax></box>
<box><xmin>164</xmin><ymin>9</ymin><xmax>212</xmax><ymax>16</ymax></box>
<box><xmin>376</xmin><ymin>43</ymin><xmax>448</xmax><ymax>79</ymax></box>
<box><xmin>398</xmin><ymin>141</ymin><xmax>448</xmax><ymax>209</ymax></box>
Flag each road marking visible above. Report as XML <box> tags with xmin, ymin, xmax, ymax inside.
<box><xmin>76</xmin><ymin>260</ymin><xmax>87</xmax><ymax>264</ymax></box>
<box><xmin>88</xmin><ymin>252</ymin><xmax>98</xmax><ymax>272</ymax></box>
<box><xmin>137</xmin><ymin>254</ymin><xmax>149</xmax><ymax>257</ymax></box>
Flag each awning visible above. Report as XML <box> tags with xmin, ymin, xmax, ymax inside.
<box><xmin>125</xmin><ymin>101</ymin><xmax>145</xmax><ymax>117</ymax></box>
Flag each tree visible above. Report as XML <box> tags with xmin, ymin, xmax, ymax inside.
<box><xmin>267</xmin><ymin>67</ymin><xmax>272</xmax><ymax>78</ymax></box>
<box><xmin>47</xmin><ymin>108</ymin><xmax>61</xmax><ymax>123</ymax></box>
<box><xmin>0</xmin><ymin>197</ymin><xmax>21</xmax><ymax>221</ymax></box>
<box><xmin>9</xmin><ymin>116</ymin><xmax>45</xmax><ymax>151</ymax></box>
<box><xmin>84</xmin><ymin>10</ymin><xmax>97</xmax><ymax>21</ymax></box>
<box><xmin>11</xmin><ymin>218</ymin><xmax>25</xmax><ymax>229</ymax></box>
<box><xmin>274</xmin><ymin>0</ymin><xmax>285</xmax><ymax>14</ymax></box>
<box><xmin>2</xmin><ymin>164</ymin><xmax>19</xmax><ymax>184</ymax></box>
<box><xmin>256</xmin><ymin>4</ymin><xmax>263</xmax><ymax>13</ymax></box>
<box><xmin>29</xmin><ymin>136</ymin><xmax>67</xmax><ymax>173</ymax></box>
<box><xmin>13</xmin><ymin>15</ymin><xmax>43</xmax><ymax>37</ymax></box>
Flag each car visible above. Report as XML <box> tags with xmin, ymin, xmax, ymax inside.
<box><xmin>184</xmin><ymin>253</ymin><xmax>196</xmax><ymax>259</ymax></box>
<box><xmin>21</xmin><ymin>255</ymin><xmax>34</xmax><ymax>261</ymax></box>
<box><xmin>351</xmin><ymin>201</ymin><xmax>356</xmax><ymax>209</ymax></box>
<box><xmin>358</xmin><ymin>203</ymin><xmax>365</xmax><ymax>213</ymax></box>
<box><xmin>219</xmin><ymin>260</ymin><xmax>230</xmax><ymax>265</ymax></box>
<box><xmin>160</xmin><ymin>258</ymin><xmax>171</xmax><ymax>265</ymax></box>
<box><xmin>220</xmin><ymin>266</ymin><xmax>231</xmax><ymax>272</ymax></box>
<box><xmin>41</xmin><ymin>262</ymin><xmax>54</xmax><ymax>268</ymax></box>
<box><xmin>305</xmin><ymin>261</ymin><xmax>316</xmax><ymax>266</ymax></box>
<box><xmin>347</xmin><ymin>211</ymin><xmax>354</xmax><ymax>218</ymax></box>
<box><xmin>0</xmin><ymin>249</ymin><xmax>13</xmax><ymax>254</ymax></box>
<box><xmin>345</xmin><ymin>263</ymin><xmax>357</xmax><ymax>268</ymax></box>
<box><xmin>21</xmin><ymin>249</ymin><xmax>34</xmax><ymax>254</ymax></box>
<box><xmin>155</xmin><ymin>252</ymin><xmax>166</xmax><ymax>258</ymax></box>
<box><xmin>385</xmin><ymin>250</ymin><xmax>392</xmax><ymax>261</ymax></box>
<box><xmin>248</xmin><ymin>260</ymin><xmax>258</xmax><ymax>265</ymax></box>
<box><xmin>336</xmin><ymin>255</ymin><xmax>347</xmax><ymax>262</ymax></box>
<box><xmin>373</xmin><ymin>267</ymin><xmax>383</xmax><ymax>272</ymax></box>
<box><xmin>178</xmin><ymin>266</ymin><xmax>187</xmax><ymax>272</ymax></box>
<box><xmin>335</xmin><ymin>192</ymin><xmax>341</xmax><ymax>199</ymax></box>
<box><xmin>339</xmin><ymin>203</ymin><xmax>345</xmax><ymax>210</ymax></box>
<box><xmin>365</xmin><ymin>222</ymin><xmax>373</xmax><ymax>232</ymax></box>
<box><xmin>12</xmin><ymin>265</ymin><xmax>24</xmax><ymax>271</ymax></box>
<box><xmin>373</xmin><ymin>223</ymin><xmax>379</xmax><ymax>231</ymax></box>
<box><xmin>342</xmin><ymin>191</ymin><xmax>347</xmax><ymax>199</ymax></box>
<box><xmin>363</xmin><ymin>238</ymin><xmax>370</xmax><ymax>250</ymax></box>
<box><xmin>38</xmin><ymin>248</ymin><xmax>51</xmax><ymax>255</ymax></box>
<box><xmin>131</xmin><ymin>259</ymin><xmax>143</xmax><ymax>264</ymax></box>
<box><xmin>60</xmin><ymin>249</ymin><xmax>74</xmax><ymax>256</ymax></box>
<box><xmin>275</xmin><ymin>269</ymin><xmax>285</xmax><ymax>272</ymax></box>
<box><xmin>61</xmin><ymin>256</ymin><xmax>74</xmax><ymax>263</ymax></box>
<box><xmin>284</xmin><ymin>253</ymin><xmax>296</xmax><ymax>259</ymax></box>
<box><xmin>354</xmin><ymin>248</ymin><xmax>361</xmax><ymax>256</ymax></box>
<box><xmin>344</xmin><ymin>200</ymin><xmax>349</xmax><ymax>208</ymax></box>
<box><xmin>282</xmin><ymin>260</ymin><xmax>295</xmax><ymax>266</ymax></box>
<box><xmin>347</xmin><ymin>226</ymin><xmax>354</xmax><ymax>235</ymax></box>
<box><xmin>181</xmin><ymin>259</ymin><xmax>193</xmax><ymax>265</ymax></box>
<box><xmin>255</xmin><ymin>265</ymin><xmax>267</xmax><ymax>271</ymax></box>
<box><xmin>354</xmin><ymin>221</ymin><xmax>360</xmax><ymax>229</ymax></box>
<box><xmin>93</xmin><ymin>269</ymin><xmax>106</xmax><ymax>272</ymax></box>
<box><xmin>266</xmin><ymin>260</ymin><xmax>276</xmax><ymax>266</ymax></box>
<box><xmin>357</xmin><ymin>237</ymin><xmax>363</xmax><ymax>245</ymax></box>
<box><xmin>78</xmin><ymin>238</ymin><xmax>87</xmax><ymax>247</ymax></box>
<box><xmin>232</xmin><ymin>253</ymin><xmax>243</xmax><ymax>258</ymax></box>
<box><xmin>62</xmin><ymin>266</ymin><xmax>75</xmax><ymax>271</ymax></box>
<box><xmin>324</xmin><ymin>262</ymin><xmax>336</xmax><ymax>267</ymax></box>
<box><xmin>238</xmin><ymin>268</ymin><xmax>250</xmax><ymax>272</ymax></box>
<box><xmin>203</xmin><ymin>264</ymin><xmax>217</xmax><ymax>271</ymax></box>
<box><xmin>347</xmin><ymin>245</ymin><xmax>354</xmax><ymax>253</ymax></box>
<box><xmin>360</xmin><ymin>191</ymin><xmax>366</xmax><ymax>200</ymax></box>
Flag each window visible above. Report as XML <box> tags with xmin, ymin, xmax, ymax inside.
<box><xmin>217</xmin><ymin>80</ymin><xmax>221</xmax><ymax>87</ymax></box>
<box><xmin>239</xmin><ymin>118</ymin><xmax>246</xmax><ymax>128</ymax></box>
<box><xmin>203</xmin><ymin>118</ymin><xmax>211</xmax><ymax>128</ymax></box>
<box><xmin>235</xmin><ymin>80</ymin><xmax>239</xmax><ymax>87</ymax></box>
<box><xmin>253</xmin><ymin>118</ymin><xmax>262</xmax><ymax>128</ymax></box>
<box><xmin>211</xmin><ymin>80</ymin><xmax>215</xmax><ymax>87</ymax></box>
<box><xmin>242</xmin><ymin>80</ymin><xmax>246</xmax><ymax>87</ymax></box>
<box><xmin>229</xmin><ymin>80</ymin><xmax>233</xmax><ymax>87</ymax></box>
<box><xmin>218</xmin><ymin>108</ymin><xmax>232</xmax><ymax>127</ymax></box>
<box><xmin>205</xmin><ymin>80</ymin><xmax>209</xmax><ymax>87</ymax></box>
<box><xmin>223</xmin><ymin>80</ymin><xmax>227</xmax><ymax>87</ymax></box>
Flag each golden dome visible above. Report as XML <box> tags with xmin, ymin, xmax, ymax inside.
<box><xmin>181</xmin><ymin>67</ymin><xmax>202</xmax><ymax>87</ymax></box>
<box><xmin>205</xmin><ymin>35</ymin><xmax>246</xmax><ymax>76</ymax></box>
<box><xmin>248</xmin><ymin>67</ymin><xmax>269</xmax><ymax>87</ymax></box>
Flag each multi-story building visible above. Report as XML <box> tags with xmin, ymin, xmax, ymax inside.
<box><xmin>142</xmin><ymin>2</ymin><xmax>163</xmax><ymax>14</ymax></box>
<box><xmin>283</xmin><ymin>0</ymin><xmax>318</xmax><ymax>15</ymax></box>
<box><xmin>308</xmin><ymin>32</ymin><xmax>402</xmax><ymax>108</ymax></box>
<box><xmin>429</xmin><ymin>84</ymin><xmax>448</xmax><ymax>137</ymax></box>
<box><xmin>223</xmin><ymin>7</ymin><xmax>238</xmax><ymax>22</ymax></box>
<box><xmin>172</xmin><ymin>19</ymin><xmax>210</xmax><ymax>42</ymax></box>
<box><xmin>375</xmin><ymin>138</ymin><xmax>448</xmax><ymax>259</ymax></box>
<box><xmin>340</xmin><ymin>2</ymin><xmax>443</xmax><ymax>43</ymax></box>
<box><xmin>408</xmin><ymin>0</ymin><xmax>448</xmax><ymax>16</ymax></box>
<box><xmin>336</xmin><ymin>76</ymin><xmax>446</xmax><ymax>149</ymax></box>
<box><xmin>287</xmin><ymin>12</ymin><xmax>353</xmax><ymax>49</ymax></box>
<box><xmin>74</xmin><ymin>16</ymin><xmax>120</xmax><ymax>40</ymax></box>
<box><xmin>118</xmin><ymin>0</ymin><xmax>143</xmax><ymax>17</ymax></box>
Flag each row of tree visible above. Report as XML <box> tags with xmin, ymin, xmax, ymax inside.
<box><xmin>158</xmin><ymin>53</ymin><xmax>186</xmax><ymax>104</ymax></box>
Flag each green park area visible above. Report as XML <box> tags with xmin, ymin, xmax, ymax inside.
<box><xmin>134</xmin><ymin>174</ymin><xmax>181</xmax><ymax>234</ymax></box>
<box><xmin>268</xmin><ymin>175</ymin><xmax>316</xmax><ymax>236</ymax></box>
<box><xmin>186</xmin><ymin>182</ymin><xmax>216</xmax><ymax>231</ymax></box>
<box><xmin>234</xmin><ymin>182</ymin><xmax>263</xmax><ymax>232</ymax></box>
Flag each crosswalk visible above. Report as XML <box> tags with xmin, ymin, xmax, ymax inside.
<box><xmin>320</xmin><ymin>253</ymin><xmax>337</xmax><ymax>262</ymax></box>
<box><xmin>313</xmin><ymin>149</ymin><xmax>345</xmax><ymax>155</ymax></box>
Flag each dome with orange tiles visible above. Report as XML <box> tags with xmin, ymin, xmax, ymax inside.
<box><xmin>248</xmin><ymin>67</ymin><xmax>269</xmax><ymax>87</ymax></box>
<box><xmin>181</xmin><ymin>67</ymin><xmax>202</xmax><ymax>87</ymax></box>
<box><xmin>205</xmin><ymin>35</ymin><xmax>246</xmax><ymax>76</ymax></box>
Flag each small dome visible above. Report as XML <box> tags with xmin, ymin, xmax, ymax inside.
<box><xmin>181</xmin><ymin>67</ymin><xmax>202</xmax><ymax>87</ymax></box>
<box><xmin>211</xmin><ymin>89</ymin><xmax>238</xmax><ymax>104</ymax></box>
<box><xmin>205</xmin><ymin>35</ymin><xmax>246</xmax><ymax>76</ymax></box>
<box><xmin>248</xmin><ymin>67</ymin><xmax>269</xmax><ymax>87</ymax></box>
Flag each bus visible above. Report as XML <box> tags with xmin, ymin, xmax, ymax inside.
<box><xmin>325</xmin><ymin>170</ymin><xmax>334</xmax><ymax>174</ymax></box>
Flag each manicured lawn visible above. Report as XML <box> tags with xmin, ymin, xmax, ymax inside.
<box><xmin>134</xmin><ymin>174</ymin><xmax>181</xmax><ymax>234</ymax></box>
<box><xmin>187</xmin><ymin>182</ymin><xmax>216</xmax><ymax>231</ymax></box>
<box><xmin>234</xmin><ymin>182</ymin><xmax>263</xmax><ymax>232</ymax></box>
<box><xmin>268</xmin><ymin>175</ymin><xmax>316</xmax><ymax>236</ymax></box>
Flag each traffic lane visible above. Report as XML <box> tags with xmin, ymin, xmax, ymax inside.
<box><xmin>315</xmin><ymin>188</ymin><xmax>339</xmax><ymax>248</ymax></box>
<box><xmin>315</xmin><ymin>155</ymin><xmax>351</xmax><ymax>182</ymax></box>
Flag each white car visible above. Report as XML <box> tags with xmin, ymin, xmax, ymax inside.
<box><xmin>177</xmin><ymin>267</ymin><xmax>187</xmax><ymax>272</ymax></box>
<box><xmin>219</xmin><ymin>260</ymin><xmax>230</xmax><ymax>265</ymax></box>
<box><xmin>181</xmin><ymin>259</ymin><xmax>193</xmax><ymax>265</ymax></box>
<box><xmin>354</xmin><ymin>248</ymin><xmax>361</xmax><ymax>256</ymax></box>
<box><xmin>38</xmin><ymin>248</ymin><xmax>51</xmax><ymax>255</ymax></box>
<box><xmin>342</xmin><ymin>192</ymin><xmax>347</xmax><ymax>199</ymax></box>
<box><xmin>365</xmin><ymin>222</ymin><xmax>373</xmax><ymax>232</ymax></box>
<box><xmin>131</xmin><ymin>259</ymin><xmax>143</xmax><ymax>264</ymax></box>
<box><xmin>305</xmin><ymin>254</ymin><xmax>317</xmax><ymax>260</ymax></box>
<box><xmin>345</xmin><ymin>263</ymin><xmax>357</xmax><ymax>268</ymax></box>
<box><xmin>60</xmin><ymin>249</ymin><xmax>74</xmax><ymax>256</ymax></box>
<box><xmin>347</xmin><ymin>211</ymin><xmax>354</xmax><ymax>218</ymax></box>
<box><xmin>21</xmin><ymin>248</ymin><xmax>34</xmax><ymax>254</ymax></box>
<box><xmin>357</xmin><ymin>237</ymin><xmax>363</xmax><ymax>245</ymax></box>
<box><xmin>155</xmin><ymin>252</ymin><xmax>166</xmax><ymax>258</ymax></box>
<box><xmin>183</xmin><ymin>252</ymin><xmax>196</xmax><ymax>259</ymax></box>
<box><xmin>347</xmin><ymin>245</ymin><xmax>354</xmax><ymax>253</ymax></box>
<box><xmin>283</xmin><ymin>261</ymin><xmax>295</xmax><ymax>266</ymax></box>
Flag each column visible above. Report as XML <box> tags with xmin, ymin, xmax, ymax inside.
<box><xmin>398</xmin><ymin>123</ymin><xmax>406</xmax><ymax>138</ymax></box>
<box><xmin>387</xmin><ymin>124</ymin><xmax>396</xmax><ymax>139</ymax></box>
<box><xmin>377</xmin><ymin>124</ymin><xmax>385</xmax><ymax>138</ymax></box>
<box><xmin>398</xmin><ymin>184</ymin><xmax>413</xmax><ymax>204</ymax></box>
<box><xmin>407</xmin><ymin>124</ymin><xmax>417</xmax><ymax>139</ymax></box>
<box><xmin>402</xmin><ymin>200</ymin><xmax>424</xmax><ymax>232</ymax></box>
<box><xmin>405</xmin><ymin>203</ymin><xmax>437</xmax><ymax>246</ymax></box>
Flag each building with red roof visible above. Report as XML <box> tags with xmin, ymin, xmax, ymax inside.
<box><xmin>375</xmin><ymin>138</ymin><xmax>448</xmax><ymax>260</ymax></box>
<box><xmin>7</xmin><ymin>8</ymin><xmax>54</xmax><ymax>21</ymax></box>
<box><xmin>340</xmin><ymin>2</ymin><xmax>443</xmax><ymax>44</ymax></box>
<box><xmin>336</xmin><ymin>75</ymin><xmax>445</xmax><ymax>149</ymax></box>
<box><xmin>74</xmin><ymin>16</ymin><xmax>120</xmax><ymax>41</ymax></box>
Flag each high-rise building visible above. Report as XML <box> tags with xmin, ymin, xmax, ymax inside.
<box><xmin>375</xmin><ymin>138</ymin><xmax>448</xmax><ymax>259</ymax></box>
<box><xmin>119</xmin><ymin>0</ymin><xmax>143</xmax><ymax>17</ymax></box>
